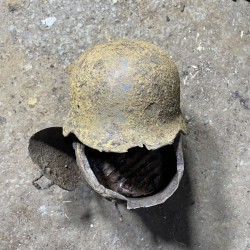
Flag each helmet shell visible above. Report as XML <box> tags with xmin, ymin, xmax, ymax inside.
<box><xmin>73</xmin><ymin>134</ymin><xmax>184</xmax><ymax>209</ymax></box>
<box><xmin>63</xmin><ymin>40</ymin><xmax>187</xmax><ymax>152</ymax></box>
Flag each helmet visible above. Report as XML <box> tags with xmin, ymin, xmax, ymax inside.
<box><xmin>63</xmin><ymin>40</ymin><xmax>187</xmax><ymax>152</ymax></box>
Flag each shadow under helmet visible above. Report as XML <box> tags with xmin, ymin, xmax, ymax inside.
<box><xmin>63</xmin><ymin>40</ymin><xmax>188</xmax><ymax>152</ymax></box>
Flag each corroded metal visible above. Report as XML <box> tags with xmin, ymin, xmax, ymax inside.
<box><xmin>74</xmin><ymin>134</ymin><xmax>184</xmax><ymax>209</ymax></box>
<box><xmin>29</xmin><ymin>40</ymin><xmax>188</xmax><ymax>209</ymax></box>
<box><xmin>63</xmin><ymin>40</ymin><xmax>188</xmax><ymax>153</ymax></box>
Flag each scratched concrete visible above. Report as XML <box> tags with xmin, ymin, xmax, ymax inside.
<box><xmin>0</xmin><ymin>0</ymin><xmax>249</xmax><ymax>249</ymax></box>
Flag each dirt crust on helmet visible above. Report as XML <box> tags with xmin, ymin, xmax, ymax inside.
<box><xmin>63</xmin><ymin>40</ymin><xmax>187</xmax><ymax>152</ymax></box>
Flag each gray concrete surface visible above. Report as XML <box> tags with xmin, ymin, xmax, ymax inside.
<box><xmin>0</xmin><ymin>0</ymin><xmax>250</xmax><ymax>249</ymax></box>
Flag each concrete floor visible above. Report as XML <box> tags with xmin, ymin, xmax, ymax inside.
<box><xmin>0</xmin><ymin>0</ymin><xmax>249</xmax><ymax>249</ymax></box>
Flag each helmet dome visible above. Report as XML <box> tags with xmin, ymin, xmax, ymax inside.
<box><xmin>63</xmin><ymin>40</ymin><xmax>187</xmax><ymax>152</ymax></box>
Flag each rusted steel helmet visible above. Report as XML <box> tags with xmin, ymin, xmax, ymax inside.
<box><xmin>63</xmin><ymin>40</ymin><xmax>187</xmax><ymax>153</ymax></box>
<box><xmin>29</xmin><ymin>40</ymin><xmax>188</xmax><ymax>211</ymax></box>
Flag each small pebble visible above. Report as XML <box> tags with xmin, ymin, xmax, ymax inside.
<box><xmin>27</xmin><ymin>97</ymin><xmax>38</xmax><ymax>106</ymax></box>
<box><xmin>41</xmin><ymin>17</ymin><xmax>56</xmax><ymax>27</ymax></box>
